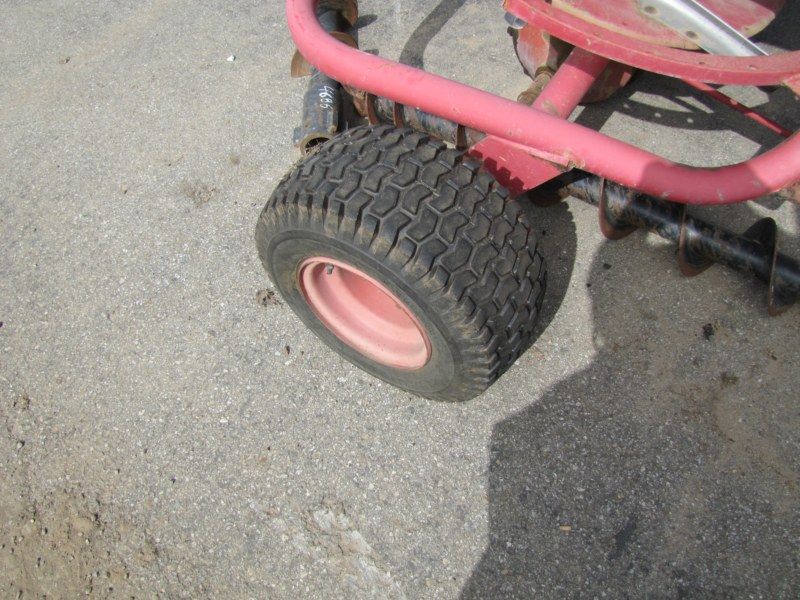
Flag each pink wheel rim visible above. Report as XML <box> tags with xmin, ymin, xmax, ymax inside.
<box><xmin>298</xmin><ymin>257</ymin><xmax>432</xmax><ymax>370</ymax></box>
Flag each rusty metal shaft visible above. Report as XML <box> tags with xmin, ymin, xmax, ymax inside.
<box><xmin>293</xmin><ymin>5</ymin><xmax>352</xmax><ymax>154</ymax></box>
<box><xmin>547</xmin><ymin>172</ymin><xmax>800</xmax><ymax>315</ymax></box>
<box><xmin>367</xmin><ymin>97</ymin><xmax>484</xmax><ymax>148</ymax></box>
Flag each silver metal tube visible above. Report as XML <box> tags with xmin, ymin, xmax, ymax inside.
<box><xmin>636</xmin><ymin>0</ymin><xmax>768</xmax><ymax>56</ymax></box>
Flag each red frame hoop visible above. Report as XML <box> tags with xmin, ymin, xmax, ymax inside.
<box><xmin>286</xmin><ymin>0</ymin><xmax>800</xmax><ymax>204</ymax></box>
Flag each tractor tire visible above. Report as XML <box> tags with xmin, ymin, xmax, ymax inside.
<box><xmin>255</xmin><ymin>125</ymin><xmax>546</xmax><ymax>401</ymax></box>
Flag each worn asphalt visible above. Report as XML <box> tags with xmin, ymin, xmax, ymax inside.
<box><xmin>1</xmin><ymin>0</ymin><xmax>799</xmax><ymax>597</ymax></box>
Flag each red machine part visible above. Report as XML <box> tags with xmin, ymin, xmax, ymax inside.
<box><xmin>541</xmin><ymin>0</ymin><xmax>783</xmax><ymax>49</ymax></box>
<box><xmin>286</xmin><ymin>0</ymin><xmax>800</xmax><ymax>204</ymax></box>
<box><xmin>682</xmin><ymin>80</ymin><xmax>793</xmax><ymax>139</ymax></box>
<box><xmin>469</xmin><ymin>47</ymin><xmax>612</xmax><ymax>194</ymax></box>
<box><xmin>514</xmin><ymin>25</ymin><xmax>634</xmax><ymax>104</ymax></box>
<box><xmin>505</xmin><ymin>0</ymin><xmax>800</xmax><ymax>88</ymax></box>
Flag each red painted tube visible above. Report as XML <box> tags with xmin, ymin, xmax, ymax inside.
<box><xmin>532</xmin><ymin>48</ymin><xmax>609</xmax><ymax>118</ymax></box>
<box><xmin>683</xmin><ymin>80</ymin><xmax>793</xmax><ymax>140</ymax></box>
<box><xmin>286</xmin><ymin>0</ymin><xmax>800</xmax><ymax>205</ymax></box>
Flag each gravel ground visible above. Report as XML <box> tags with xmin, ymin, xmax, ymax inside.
<box><xmin>1</xmin><ymin>1</ymin><xmax>799</xmax><ymax>598</ymax></box>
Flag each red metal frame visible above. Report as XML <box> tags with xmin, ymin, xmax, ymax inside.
<box><xmin>286</xmin><ymin>0</ymin><xmax>800</xmax><ymax>205</ymax></box>
<box><xmin>468</xmin><ymin>47</ymin><xmax>611</xmax><ymax>194</ymax></box>
<box><xmin>519</xmin><ymin>0</ymin><xmax>785</xmax><ymax>52</ymax></box>
<box><xmin>682</xmin><ymin>80</ymin><xmax>793</xmax><ymax>139</ymax></box>
<box><xmin>505</xmin><ymin>0</ymin><xmax>800</xmax><ymax>87</ymax></box>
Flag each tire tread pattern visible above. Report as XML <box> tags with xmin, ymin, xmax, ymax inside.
<box><xmin>258</xmin><ymin>125</ymin><xmax>546</xmax><ymax>401</ymax></box>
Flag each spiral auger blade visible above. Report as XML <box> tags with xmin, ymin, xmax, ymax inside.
<box><xmin>552</xmin><ymin>173</ymin><xmax>800</xmax><ymax>315</ymax></box>
<box><xmin>742</xmin><ymin>217</ymin><xmax>799</xmax><ymax>315</ymax></box>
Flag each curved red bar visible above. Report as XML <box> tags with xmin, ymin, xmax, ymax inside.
<box><xmin>286</xmin><ymin>0</ymin><xmax>800</xmax><ymax>204</ymax></box>
<box><xmin>506</xmin><ymin>0</ymin><xmax>800</xmax><ymax>86</ymax></box>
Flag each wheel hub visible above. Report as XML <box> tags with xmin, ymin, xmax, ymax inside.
<box><xmin>298</xmin><ymin>257</ymin><xmax>432</xmax><ymax>370</ymax></box>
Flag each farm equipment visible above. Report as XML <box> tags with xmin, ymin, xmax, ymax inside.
<box><xmin>256</xmin><ymin>0</ymin><xmax>800</xmax><ymax>400</ymax></box>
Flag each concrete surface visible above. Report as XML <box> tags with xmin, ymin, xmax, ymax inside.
<box><xmin>1</xmin><ymin>0</ymin><xmax>799</xmax><ymax>598</ymax></box>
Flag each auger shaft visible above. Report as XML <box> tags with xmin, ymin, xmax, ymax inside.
<box><xmin>547</xmin><ymin>172</ymin><xmax>800</xmax><ymax>314</ymax></box>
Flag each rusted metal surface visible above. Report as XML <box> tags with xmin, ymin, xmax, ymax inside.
<box><xmin>291</xmin><ymin>32</ymin><xmax>357</xmax><ymax>78</ymax></box>
<box><xmin>514</xmin><ymin>24</ymin><xmax>634</xmax><ymax>104</ymax></box>
<box><xmin>372</xmin><ymin>98</ymin><xmax>468</xmax><ymax>147</ymax></box>
<box><xmin>529</xmin><ymin>46</ymin><xmax>611</xmax><ymax>117</ymax></box>
<box><xmin>292</xmin><ymin>3</ymin><xmax>355</xmax><ymax>153</ymax></box>
<box><xmin>517</xmin><ymin>70</ymin><xmax>553</xmax><ymax>106</ymax></box>
<box><xmin>294</xmin><ymin>69</ymin><xmax>341</xmax><ymax>154</ymax></box>
<box><xmin>471</xmin><ymin>46</ymin><xmax>610</xmax><ymax>193</ymax></box>
<box><xmin>547</xmin><ymin>172</ymin><xmax>800</xmax><ymax>314</ymax></box>
<box><xmin>547</xmin><ymin>0</ymin><xmax>782</xmax><ymax>49</ymax></box>
<box><xmin>513</xmin><ymin>25</ymin><xmax>567</xmax><ymax>75</ymax></box>
<box><xmin>505</xmin><ymin>0</ymin><xmax>800</xmax><ymax>86</ymax></box>
<box><xmin>467</xmin><ymin>47</ymin><xmax>608</xmax><ymax>193</ymax></box>
<box><xmin>291</xmin><ymin>0</ymin><xmax>358</xmax><ymax>77</ymax></box>
<box><xmin>318</xmin><ymin>0</ymin><xmax>358</xmax><ymax>26</ymax></box>
<box><xmin>367</xmin><ymin>45</ymin><xmax>610</xmax><ymax>191</ymax></box>
<box><xmin>368</xmin><ymin>97</ymin><xmax>475</xmax><ymax>148</ymax></box>
<box><xmin>344</xmin><ymin>85</ymin><xmax>369</xmax><ymax>117</ymax></box>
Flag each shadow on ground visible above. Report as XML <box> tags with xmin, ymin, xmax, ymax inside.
<box><xmin>462</xmin><ymin>216</ymin><xmax>799</xmax><ymax>596</ymax></box>
<box><xmin>389</xmin><ymin>4</ymin><xmax>799</xmax><ymax>595</ymax></box>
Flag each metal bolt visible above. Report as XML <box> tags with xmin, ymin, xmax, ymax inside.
<box><xmin>504</xmin><ymin>12</ymin><xmax>527</xmax><ymax>30</ymax></box>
